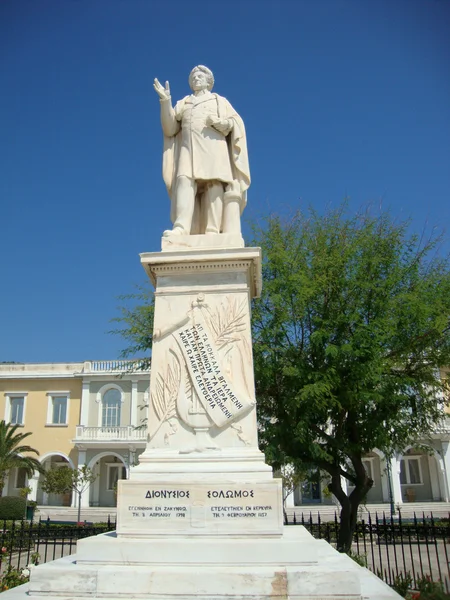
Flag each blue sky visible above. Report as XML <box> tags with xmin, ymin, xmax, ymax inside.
<box><xmin>1</xmin><ymin>0</ymin><xmax>449</xmax><ymax>363</ymax></box>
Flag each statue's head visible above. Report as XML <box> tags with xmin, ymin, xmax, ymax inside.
<box><xmin>189</xmin><ymin>65</ymin><xmax>214</xmax><ymax>92</ymax></box>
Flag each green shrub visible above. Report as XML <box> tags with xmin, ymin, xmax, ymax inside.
<box><xmin>0</xmin><ymin>565</ymin><xmax>29</xmax><ymax>591</ymax></box>
<box><xmin>413</xmin><ymin>575</ymin><xmax>450</xmax><ymax>599</ymax></box>
<box><xmin>347</xmin><ymin>550</ymin><xmax>367</xmax><ymax>568</ymax></box>
<box><xmin>0</xmin><ymin>496</ymin><xmax>26</xmax><ymax>520</ymax></box>
<box><xmin>390</xmin><ymin>572</ymin><xmax>413</xmax><ymax>597</ymax></box>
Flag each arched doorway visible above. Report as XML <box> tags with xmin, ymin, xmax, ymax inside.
<box><xmin>37</xmin><ymin>453</ymin><xmax>74</xmax><ymax>506</ymax></box>
<box><xmin>398</xmin><ymin>447</ymin><xmax>435</xmax><ymax>502</ymax></box>
<box><xmin>88</xmin><ymin>452</ymin><xmax>128</xmax><ymax>507</ymax></box>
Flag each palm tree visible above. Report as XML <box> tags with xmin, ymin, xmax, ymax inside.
<box><xmin>0</xmin><ymin>420</ymin><xmax>43</xmax><ymax>497</ymax></box>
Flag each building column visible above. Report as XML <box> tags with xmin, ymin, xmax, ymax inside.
<box><xmin>440</xmin><ymin>442</ymin><xmax>450</xmax><ymax>502</ymax></box>
<box><xmin>379</xmin><ymin>455</ymin><xmax>389</xmax><ymax>502</ymax></box>
<box><xmin>2</xmin><ymin>473</ymin><xmax>11</xmax><ymax>497</ymax></box>
<box><xmin>428</xmin><ymin>454</ymin><xmax>441</xmax><ymax>501</ymax></box>
<box><xmin>128</xmin><ymin>447</ymin><xmax>137</xmax><ymax>472</ymax></box>
<box><xmin>28</xmin><ymin>470</ymin><xmax>40</xmax><ymax>502</ymax></box>
<box><xmin>92</xmin><ymin>462</ymin><xmax>101</xmax><ymax>507</ymax></box>
<box><xmin>143</xmin><ymin>389</ymin><xmax>149</xmax><ymax>428</ymax></box>
<box><xmin>131</xmin><ymin>380</ymin><xmax>138</xmax><ymax>427</ymax></box>
<box><xmin>390</xmin><ymin>456</ymin><xmax>403</xmax><ymax>506</ymax></box>
<box><xmin>80</xmin><ymin>381</ymin><xmax>90</xmax><ymax>426</ymax></box>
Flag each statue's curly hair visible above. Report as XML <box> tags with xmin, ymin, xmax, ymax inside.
<box><xmin>189</xmin><ymin>65</ymin><xmax>214</xmax><ymax>91</ymax></box>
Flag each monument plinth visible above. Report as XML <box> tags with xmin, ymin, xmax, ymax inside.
<box><xmin>11</xmin><ymin>65</ymin><xmax>401</xmax><ymax>600</ymax></box>
<box><xmin>117</xmin><ymin>241</ymin><xmax>282</xmax><ymax>539</ymax></box>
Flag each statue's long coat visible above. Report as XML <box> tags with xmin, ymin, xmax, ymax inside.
<box><xmin>160</xmin><ymin>92</ymin><xmax>251</xmax><ymax>224</ymax></box>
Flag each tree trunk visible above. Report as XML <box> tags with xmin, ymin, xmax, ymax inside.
<box><xmin>328</xmin><ymin>471</ymin><xmax>371</xmax><ymax>553</ymax></box>
<box><xmin>336</xmin><ymin>492</ymin><xmax>363</xmax><ymax>553</ymax></box>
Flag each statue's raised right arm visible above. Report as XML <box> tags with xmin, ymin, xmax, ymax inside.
<box><xmin>153</xmin><ymin>79</ymin><xmax>180</xmax><ymax>138</ymax></box>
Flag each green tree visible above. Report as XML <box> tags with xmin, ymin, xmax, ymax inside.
<box><xmin>276</xmin><ymin>463</ymin><xmax>308</xmax><ymax>510</ymax></box>
<box><xmin>251</xmin><ymin>204</ymin><xmax>450</xmax><ymax>552</ymax></box>
<box><xmin>0</xmin><ymin>421</ymin><xmax>43</xmax><ymax>497</ymax></box>
<box><xmin>109</xmin><ymin>283</ymin><xmax>154</xmax><ymax>371</ymax></box>
<box><xmin>40</xmin><ymin>466</ymin><xmax>97</xmax><ymax>523</ymax></box>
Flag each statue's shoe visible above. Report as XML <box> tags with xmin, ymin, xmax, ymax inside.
<box><xmin>163</xmin><ymin>227</ymin><xmax>185</xmax><ymax>237</ymax></box>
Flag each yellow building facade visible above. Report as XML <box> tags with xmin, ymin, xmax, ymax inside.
<box><xmin>0</xmin><ymin>361</ymin><xmax>149</xmax><ymax>509</ymax></box>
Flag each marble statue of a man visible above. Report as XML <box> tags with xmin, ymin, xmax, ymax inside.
<box><xmin>154</xmin><ymin>66</ymin><xmax>250</xmax><ymax>237</ymax></box>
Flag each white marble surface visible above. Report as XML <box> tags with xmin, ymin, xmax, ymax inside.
<box><xmin>129</xmin><ymin>447</ymin><xmax>272</xmax><ymax>478</ymax></box>
<box><xmin>116</xmin><ymin>479</ymin><xmax>282</xmax><ymax>537</ymax></box>
<box><xmin>0</xmin><ymin>526</ymin><xmax>402</xmax><ymax>599</ymax></box>
<box><xmin>161</xmin><ymin>232</ymin><xmax>245</xmax><ymax>251</ymax></box>
<box><xmin>137</xmin><ymin>247</ymin><xmax>262</xmax><ymax>458</ymax></box>
<box><xmin>154</xmin><ymin>66</ymin><xmax>250</xmax><ymax>237</ymax></box>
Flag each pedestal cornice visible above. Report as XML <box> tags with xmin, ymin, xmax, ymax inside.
<box><xmin>140</xmin><ymin>246</ymin><xmax>262</xmax><ymax>298</ymax></box>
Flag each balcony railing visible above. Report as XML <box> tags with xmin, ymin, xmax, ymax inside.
<box><xmin>82</xmin><ymin>360</ymin><xmax>149</xmax><ymax>373</ymax></box>
<box><xmin>434</xmin><ymin>419</ymin><xmax>450</xmax><ymax>435</ymax></box>
<box><xmin>74</xmin><ymin>425</ymin><xmax>147</xmax><ymax>442</ymax></box>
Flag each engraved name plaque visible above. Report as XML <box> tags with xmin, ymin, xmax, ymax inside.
<box><xmin>117</xmin><ymin>480</ymin><xmax>282</xmax><ymax>537</ymax></box>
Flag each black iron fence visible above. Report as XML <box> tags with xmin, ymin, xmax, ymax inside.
<box><xmin>0</xmin><ymin>517</ymin><xmax>116</xmax><ymax>574</ymax></box>
<box><xmin>285</xmin><ymin>509</ymin><xmax>450</xmax><ymax>593</ymax></box>
<box><xmin>1</xmin><ymin>513</ymin><xmax>448</xmax><ymax>595</ymax></box>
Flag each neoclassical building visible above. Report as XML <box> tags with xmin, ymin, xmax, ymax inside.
<box><xmin>0</xmin><ymin>360</ymin><xmax>149</xmax><ymax>510</ymax></box>
<box><xmin>286</xmin><ymin>369</ymin><xmax>450</xmax><ymax>509</ymax></box>
<box><xmin>0</xmin><ymin>361</ymin><xmax>449</xmax><ymax>510</ymax></box>
<box><xmin>286</xmin><ymin>438</ymin><xmax>450</xmax><ymax>509</ymax></box>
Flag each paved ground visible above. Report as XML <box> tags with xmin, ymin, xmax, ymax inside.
<box><xmin>34</xmin><ymin>506</ymin><xmax>116</xmax><ymax>524</ymax></box>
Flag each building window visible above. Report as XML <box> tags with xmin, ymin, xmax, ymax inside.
<box><xmin>4</xmin><ymin>393</ymin><xmax>28</xmax><ymax>425</ymax></box>
<box><xmin>106</xmin><ymin>464</ymin><xmax>126</xmax><ymax>490</ymax></box>
<box><xmin>102</xmin><ymin>389</ymin><xmax>121</xmax><ymax>427</ymax></box>
<box><xmin>53</xmin><ymin>397</ymin><xmax>67</xmax><ymax>424</ymax></box>
<box><xmin>11</xmin><ymin>397</ymin><xmax>25</xmax><ymax>425</ymax></box>
<box><xmin>15</xmin><ymin>468</ymin><xmax>27</xmax><ymax>489</ymax></box>
<box><xmin>400</xmin><ymin>457</ymin><xmax>422</xmax><ymax>485</ymax></box>
<box><xmin>46</xmin><ymin>393</ymin><xmax>70</xmax><ymax>425</ymax></box>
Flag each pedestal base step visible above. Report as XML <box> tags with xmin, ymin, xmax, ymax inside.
<box><xmin>13</xmin><ymin>527</ymin><xmax>402</xmax><ymax>600</ymax></box>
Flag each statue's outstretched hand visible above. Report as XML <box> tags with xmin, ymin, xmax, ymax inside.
<box><xmin>153</xmin><ymin>79</ymin><xmax>171</xmax><ymax>100</ymax></box>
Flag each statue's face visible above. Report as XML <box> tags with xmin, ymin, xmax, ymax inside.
<box><xmin>190</xmin><ymin>70</ymin><xmax>209</xmax><ymax>91</ymax></box>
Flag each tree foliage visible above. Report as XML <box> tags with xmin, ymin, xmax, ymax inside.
<box><xmin>0</xmin><ymin>421</ymin><xmax>43</xmax><ymax>497</ymax></box>
<box><xmin>41</xmin><ymin>465</ymin><xmax>97</xmax><ymax>522</ymax></box>
<box><xmin>251</xmin><ymin>204</ymin><xmax>450</xmax><ymax>551</ymax></box>
<box><xmin>276</xmin><ymin>463</ymin><xmax>308</xmax><ymax>508</ymax></box>
<box><xmin>109</xmin><ymin>284</ymin><xmax>154</xmax><ymax>371</ymax></box>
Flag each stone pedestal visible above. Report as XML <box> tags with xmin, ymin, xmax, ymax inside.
<box><xmin>5</xmin><ymin>237</ymin><xmax>401</xmax><ymax>599</ymax></box>
<box><xmin>23</xmin><ymin>526</ymin><xmax>400</xmax><ymax>599</ymax></box>
<box><xmin>117</xmin><ymin>239</ymin><xmax>282</xmax><ymax>540</ymax></box>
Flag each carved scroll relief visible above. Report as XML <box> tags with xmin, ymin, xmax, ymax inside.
<box><xmin>149</xmin><ymin>297</ymin><xmax>255</xmax><ymax>443</ymax></box>
<box><xmin>173</xmin><ymin>306</ymin><xmax>254</xmax><ymax>428</ymax></box>
<box><xmin>149</xmin><ymin>351</ymin><xmax>180</xmax><ymax>443</ymax></box>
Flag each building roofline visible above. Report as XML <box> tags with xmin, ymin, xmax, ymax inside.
<box><xmin>0</xmin><ymin>359</ymin><xmax>150</xmax><ymax>378</ymax></box>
